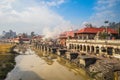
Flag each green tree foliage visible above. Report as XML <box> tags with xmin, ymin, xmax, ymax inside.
<box><xmin>22</xmin><ymin>33</ymin><xmax>28</xmax><ymax>38</ymax></box>
<box><xmin>109</xmin><ymin>22</ymin><xmax>120</xmax><ymax>32</ymax></box>
<box><xmin>98</xmin><ymin>31</ymin><xmax>107</xmax><ymax>39</ymax></box>
<box><xmin>100</xmin><ymin>22</ymin><xmax>120</xmax><ymax>37</ymax></box>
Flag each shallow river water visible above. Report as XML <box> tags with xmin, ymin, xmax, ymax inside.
<box><xmin>5</xmin><ymin>48</ymin><xmax>92</xmax><ymax>80</ymax></box>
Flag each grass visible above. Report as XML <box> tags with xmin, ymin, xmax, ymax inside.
<box><xmin>0</xmin><ymin>44</ymin><xmax>16</xmax><ymax>79</ymax></box>
<box><xmin>0</xmin><ymin>44</ymin><xmax>13</xmax><ymax>54</ymax></box>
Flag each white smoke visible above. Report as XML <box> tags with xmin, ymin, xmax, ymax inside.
<box><xmin>0</xmin><ymin>0</ymin><xmax>72</xmax><ymax>38</ymax></box>
<box><xmin>42</xmin><ymin>22</ymin><xmax>71</xmax><ymax>39</ymax></box>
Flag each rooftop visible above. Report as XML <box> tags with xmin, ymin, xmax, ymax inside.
<box><xmin>75</xmin><ymin>27</ymin><xmax>118</xmax><ymax>34</ymax></box>
<box><xmin>59</xmin><ymin>31</ymin><xmax>74</xmax><ymax>38</ymax></box>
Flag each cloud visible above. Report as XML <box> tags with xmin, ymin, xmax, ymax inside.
<box><xmin>0</xmin><ymin>0</ymin><xmax>71</xmax><ymax>38</ymax></box>
<box><xmin>95</xmin><ymin>0</ymin><xmax>118</xmax><ymax>10</ymax></box>
<box><xmin>88</xmin><ymin>0</ymin><xmax>120</xmax><ymax>27</ymax></box>
<box><xmin>43</xmin><ymin>0</ymin><xmax>65</xmax><ymax>7</ymax></box>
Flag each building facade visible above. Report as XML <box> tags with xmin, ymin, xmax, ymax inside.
<box><xmin>74</xmin><ymin>27</ymin><xmax>118</xmax><ymax>40</ymax></box>
<box><xmin>59</xmin><ymin>31</ymin><xmax>74</xmax><ymax>47</ymax></box>
<box><xmin>58</xmin><ymin>27</ymin><xmax>120</xmax><ymax>58</ymax></box>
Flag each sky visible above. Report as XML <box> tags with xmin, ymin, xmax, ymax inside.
<box><xmin>0</xmin><ymin>0</ymin><xmax>120</xmax><ymax>37</ymax></box>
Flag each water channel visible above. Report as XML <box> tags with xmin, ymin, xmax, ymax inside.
<box><xmin>5</xmin><ymin>48</ymin><xmax>92</xmax><ymax>80</ymax></box>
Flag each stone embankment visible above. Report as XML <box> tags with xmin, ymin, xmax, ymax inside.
<box><xmin>5</xmin><ymin>44</ymin><xmax>91</xmax><ymax>80</ymax></box>
<box><xmin>33</xmin><ymin>42</ymin><xmax>120</xmax><ymax>80</ymax></box>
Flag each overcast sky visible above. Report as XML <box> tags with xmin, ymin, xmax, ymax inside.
<box><xmin>0</xmin><ymin>0</ymin><xmax>120</xmax><ymax>37</ymax></box>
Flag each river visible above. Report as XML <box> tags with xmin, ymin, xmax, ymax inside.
<box><xmin>5</xmin><ymin>48</ymin><xmax>92</xmax><ymax>80</ymax></box>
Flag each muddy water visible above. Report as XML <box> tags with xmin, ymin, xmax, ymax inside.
<box><xmin>5</xmin><ymin>49</ymin><xmax>92</xmax><ymax>80</ymax></box>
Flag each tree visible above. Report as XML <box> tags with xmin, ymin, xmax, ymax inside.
<box><xmin>85</xmin><ymin>23</ymin><xmax>93</xmax><ymax>27</ymax></box>
<box><xmin>31</xmin><ymin>31</ymin><xmax>35</xmax><ymax>37</ymax></box>
<box><xmin>22</xmin><ymin>33</ymin><xmax>28</xmax><ymax>38</ymax></box>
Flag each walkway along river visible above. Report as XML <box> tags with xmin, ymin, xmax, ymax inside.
<box><xmin>5</xmin><ymin>46</ymin><xmax>92</xmax><ymax>80</ymax></box>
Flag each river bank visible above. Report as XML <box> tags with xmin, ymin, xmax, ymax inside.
<box><xmin>0</xmin><ymin>44</ymin><xmax>17</xmax><ymax>80</ymax></box>
<box><xmin>5</xmin><ymin>45</ymin><xmax>92</xmax><ymax>80</ymax></box>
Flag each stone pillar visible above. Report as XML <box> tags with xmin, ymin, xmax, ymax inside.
<box><xmin>89</xmin><ymin>46</ymin><xmax>92</xmax><ymax>53</ymax></box>
<box><xmin>37</xmin><ymin>44</ymin><xmax>39</xmax><ymax>49</ymax></box>
<box><xmin>82</xmin><ymin>36</ymin><xmax>84</xmax><ymax>40</ymax></box>
<box><xmin>42</xmin><ymin>45</ymin><xmax>44</xmax><ymax>50</ymax></box>
<box><xmin>112</xmin><ymin>48</ymin><xmax>116</xmax><ymax>56</ymax></box>
<box><xmin>35</xmin><ymin>44</ymin><xmax>37</xmax><ymax>49</ymax></box>
<box><xmin>79</xmin><ymin>46</ymin><xmax>81</xmax><ymax>52</ymax></box>
<box><xmin>94</xmin><ymin>46</ymin><xmax>96</xmax><ymax>54</ymax></box>
<box><xmin>82</xmin><ymin>45</ymin><xmax>84</xmax><ymax>52</ymax></box>
<box><xmin>37</xmin><ymin>45</ymin><xmax>39</xmax><ymax>49</ymax></box>
<box><xmin>39</xmin><ymin>45</ymin><xmax>40</xmax><ymax>49</ymax></box>
<box><xmin>40</xmin><ymin>45</ymin><xmax>42</xmax><ymax>50</ymax></box>
<box><xmin>105</xmin><ymin>47</ymin><xmax>108</xmax><ymax>55</ymax></box>
<box><xmin>99</xmin><ymin>47</ymin><xmax>102</xmax><ymax>55</ymax></box>
<box><xmin>86</xmin><ymin>46</ymin><xmax>88</xmax><ymax>53</ymax></box>
<box><xmin>86</xmin><ymin>35</ymin><xmax>89</xmax><ymax>39</ymax></box>
<box><xmin>79</xmin><ymin>45</ymin><xmax>81</xmax><ymax>51</ymax></box>
<box><xmin>71</xmin><ymin>44</ymin><xmax>73</xmax><ymax>49</ymax></box>
<box><xmin>47</xmin><ymin>47</ymin><xmax>49</xmax><ymax>52</ymax></box>
<box><xmin>43</xmin><ymin>46</ymin><xmax>45</xmax><ymax>51</ymax></box>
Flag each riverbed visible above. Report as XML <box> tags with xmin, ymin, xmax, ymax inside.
<box><xmin>5</xmin><ymin>48</ymin><xmax>91</xmax><ymax>80</ymax></box>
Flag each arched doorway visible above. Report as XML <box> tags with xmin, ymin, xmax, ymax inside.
<box><xmin>74</xmin><ymin>44</ymin><xmax>77</xmax><ymax>50</ymax></box>
<box><xmin>77</xmin><ymin>44</ymin><xmax>79</xmax><ymax>51</ymax></box>
<box><xmin>79</xmin><ymin>45</ymin><xmax>82</xmax><ymax>51</ymax></box>
<box><xmin>87</xmin><ymin>46</ymin><xmax>90</xmax><ymax>53</ymax></box>
<box><xmin>72</xmin><ymin>44</ymin><xmax>74</xmax><ymax>49</ymax></box>
<box><xmin>69</xmin><ymin>44</ymin><xmax>72</xmax><ymax>49</ymax></box>
<box><xmin>83</xmin><ymin>45</ymin><xmax>86</xmax><ymax>52</ymax></box>
<box><xmin>107</xmin><ymin>47</ymin><xmax>113</xmax><ymax>55</ymax></box>
<box><xmin>91</xmin><ymin>46</ymin><xmax>94</xmax><ymax>53</ymax></box>
<box><xmin>96</xmin><ymin>46</ymin><xmax>99</xmax><ymax>54</ymax></box>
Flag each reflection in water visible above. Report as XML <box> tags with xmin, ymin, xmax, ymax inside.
<box><xmin>5</xmin><ymin>49</ymin><xmax>92</xmax><ymax>80</ymax></box>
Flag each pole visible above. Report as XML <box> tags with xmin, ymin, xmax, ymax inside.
<box><xmin>104</xmin><ymin>21</ymin><xmax>109</xmax><ymax>39</ymax></box>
